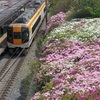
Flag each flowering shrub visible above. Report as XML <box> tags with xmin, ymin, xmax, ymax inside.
<box><xmin>44</xmin><ymin>18</ymin><xmax>100</xmax><ymax>44</ymax></box>
<box><xmin>46</xmin><ymin>12</ymin><xmax>66</xmax><ymax>34</ymax></box>
<box><xmin>31</xmin><ymin>18</ymin><xmax>100</xmax><ymax>100</ymax></box>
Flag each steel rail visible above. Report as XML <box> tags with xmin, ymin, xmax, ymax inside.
<box><xmin>0</xmin><ymin>0</ymin><xmax>32</xmax><ymax>25</ymax></box>
<box><xmin>0</xmin><ymin>48</ymin><xmax>25</xmax><ymax>100</ymax></box>
<box><xmin>0</xmin><ymin>48</ymin><xmax>25</xmax><ymax>81</ymax></box>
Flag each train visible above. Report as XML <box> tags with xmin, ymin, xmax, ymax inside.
<box><xmin>7</xmin><ymin>0</ymin><xmax>47</xmax><ymax>54</ymax></box>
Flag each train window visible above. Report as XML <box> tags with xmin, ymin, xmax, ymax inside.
<box><xmin>0</xmin><ymin>27</ymin><xmax>3</xmax><ymax>34</ymax></box>
<box><xmin>7</xmin><ymin>27</ymin><xmax>13</xmax><ymax>43</ymax></box>
<box><xmin>22</xmin><ymin>26</ymin><xmax>29</xmax><ymax>43</ymax></box>
<box><xmin>14</xmin><ymin>32</ymin><xmax>21</xmax><ymax>39</ymax></box>
<box><xmin>14</xmin><ymin>17</ymin><xmax>27</xmax><ymax>23</ymax></box>
<box><xmin>32</xmin><ymin>16</ymin><xmax>41</xmax><ymax>33</ymax></box>
<box><xmin>34</xmin><ymin>0</ymin><xmax>41</xmax><ymax>5</ymax></box>
<box><xmin>22</xmin><ymin>32</ymin><xmax>29</xmax><ymax>43</ymax></box>
<box><xmin>44</xmin><ymin>7</ymin><xmax>46</xmax><ymax>12</ymax></box>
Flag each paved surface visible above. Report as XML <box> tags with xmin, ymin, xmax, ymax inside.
<box><xmin>0</xmin><ymin>0</ymin><xmax>30</xmax><ymax>25</ymax></box>
<box><xmin>0</xmin><ymin>0</ymin><xmax>18</xmax><ymax>12</ymax></box>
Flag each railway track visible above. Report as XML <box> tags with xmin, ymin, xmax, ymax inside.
<box><xmin>0</xmin><ymin>48</ymin><xmax>26</xmax><ymax>100</ymax></box>
<box><xmin>0</xmin><ymin>17</ymin><xmax>47</xmax><ymax>99</ymax></box>
<box><xmin>0</xmin><ymin>0</ymin><xmax>47</xmax><ymax>98</ymax></box>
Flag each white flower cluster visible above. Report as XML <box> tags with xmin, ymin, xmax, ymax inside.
<box><xmin>45</xmin><ymin>18</ymin><xmax>100</xmax><ymax>44</ymax></box>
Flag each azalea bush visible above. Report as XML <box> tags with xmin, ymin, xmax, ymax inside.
<box><xmin>45</xmin><ymin>18</ymin><xmax>100</xmax><ymax>43</ymax></box>
<box><xmin>31</xmin><ymin>18</ymin><xmax>100</xmax><ymax>100</ymax></box>
<box><xmin>46</xmin><ymin>12</ymin><xmax>66</xmax><ymax>34</ymax></box>
<box><xmin>31</xmin><ymin>40</ymin><xmax>100</xmax><ymax>100</ymax></box>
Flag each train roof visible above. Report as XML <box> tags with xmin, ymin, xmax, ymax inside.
<box><xmin>13</xmin><ymin>8</ymin><xmax>36</xmax><ymax>23</ymax></box>
<box><xmin>13</xmin><ymin>0</ymin><xmax>45</xmax><ymax>24</ymax></box>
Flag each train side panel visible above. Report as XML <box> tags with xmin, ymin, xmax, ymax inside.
<box><xmin>27</xmin><ymin>2</ymin><xmax>46</xmax><ymax>48</ymax></box>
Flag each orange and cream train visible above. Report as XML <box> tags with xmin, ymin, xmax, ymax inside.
<box><xmin>7</xmin><ymin>0</ymin><xmax>47</xmax><ymax>54</ymax></box>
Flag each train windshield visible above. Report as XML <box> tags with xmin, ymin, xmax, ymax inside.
<box><xmin>22</xmin><ymin>26</ymin><xmax>29</xmax><ymax>43</ymax></box>
<box><xmin>7</xmin><ymin>27</ymin><xmax>13</xmax><ymax>43</ymax></box>
<box><xmin>14</xmin><ymin>32</ymin><xmax>21</xmax><ymax>39</ymax></box>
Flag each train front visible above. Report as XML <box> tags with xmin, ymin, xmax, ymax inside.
<box><xmin>7</xmin><ymin>24</ymin><xmax>29</xmax><ymax>53</ymax></box>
